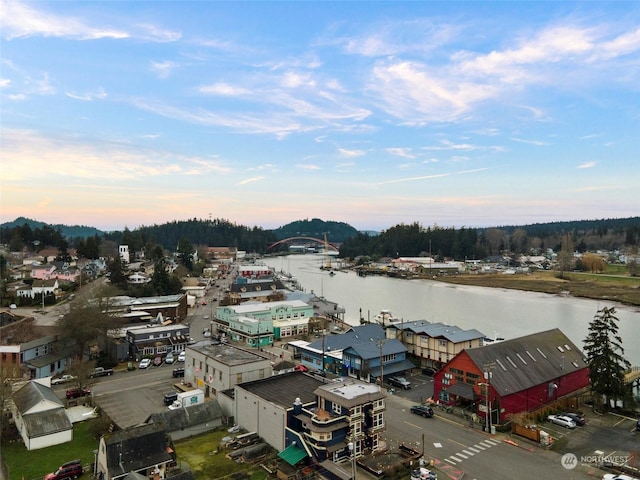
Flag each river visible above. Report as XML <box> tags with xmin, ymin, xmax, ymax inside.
<box><xmin>263</xmin><ymin>254</ymin><xmax>640</xmax><ymax>366</ymax></box>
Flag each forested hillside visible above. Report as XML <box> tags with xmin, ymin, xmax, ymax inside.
<box><xmin>2</xmin><ymin>216</ymin><xmax>638</xmax><ymax>261</ymax></box>
<box><xmin>270</xmin><ymin>218</ymin><xmax>359</xmax><ymax>242</ymax></box>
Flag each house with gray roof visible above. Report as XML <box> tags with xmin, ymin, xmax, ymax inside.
<box><xmin>386</xmin><ymin>320</ymin><xmax>485</xmax><ymax>370</ymax></box>
<box><xmin>145</xmin><ymin>400</ymin><xmax>223</xmax><ymax>441</ymax></box>
<box><xmin>94</xmin><ymin>423</ymin><xmax>174</xmax><ymax>480</ymax></box>
<box><xmin>12</xmin><ymin>381</ymin><xmax>73</xmax><ymax>450</ymax></box>
<box><xmin>433</xmin><ymin>328</ymin><xmax>590</xmax><ymax>426</ymax></box>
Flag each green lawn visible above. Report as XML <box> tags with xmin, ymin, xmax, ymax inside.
<box><xmin>2</xmin><ymin>420</ymin><xmax>98</xmax><ymax>480</ymax></box>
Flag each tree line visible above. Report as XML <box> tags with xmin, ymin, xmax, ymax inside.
<box><xmin>2</xmin><ymin>216</ymin><xmax>638</xmax><ymax>263</ymax></box>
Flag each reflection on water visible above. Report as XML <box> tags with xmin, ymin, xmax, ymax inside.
<box><xmin>263</xmin><ymin>254</ymin><xmax>640</xmax><ymax>366</ymax></box>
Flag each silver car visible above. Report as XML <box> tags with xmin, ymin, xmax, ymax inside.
<box><xmin>547</xmin><ymin>414</ymin><xmax>576</xmax><ymax>429</ymax></box>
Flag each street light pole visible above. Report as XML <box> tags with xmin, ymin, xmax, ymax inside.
<box><xmin>348</xmin><ymin>441</ymin><xmax>356</xmax><ymax>480</ymax></box>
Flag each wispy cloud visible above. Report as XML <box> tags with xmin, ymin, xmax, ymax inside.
<box><xmin>198</xmin><ymin>83</ymin><xmax>250</xmax><ymax>96</ymax></box>
<box><xmin>1</xmin><ymin>0</ymin><xmax>130</xmax><ymax>40</ymax></box>
<box><xmin>577</xmin><ymin>161</ymin><xmax>597</xmax><ymax>169</ymax></box>
<box><xmin>377</xmin><ymin>167</ymin><xmax>488</xmax><ymax>185</ymax></box>
<box><xmin>510</xmin><ymin>137</ymin><xmax>550</xmax><ymax>146</ymax></box>
<box><xmin>151</xmin><ymin>61</ymin><xmax>178</xmax><ymax>79</ymax></box>
<box><xmin>238</xmin><ymin>176</ymin><xmax>264</xmax><ymax>185</ymax></box>
<box><xmin>296</xmin><ymin>164</ymin><xmax>321</xmax><ymax>170</ymax></box>
<box><xmin>386</xmin><ymin>147</ymin><xmax>415</xmax><ymax>159</ymax></box>
<box><xmin>1</xmin><ymin>128</ymin><xmax>230</xmax><ymax>182</ymax></box>
<box><xmin>65</xmin><ymin>87</ymin><xmax>107</xmax><ymax>101</ymax></box>
<box><xmin>1</xmin><ymin>1</ymin><xmax>180</xmax><ymax>42</ymax></box>
<box><xmin>338</xmin><ymin>148</ymin><xmax>365</xmax><ymax>158</ymax></box>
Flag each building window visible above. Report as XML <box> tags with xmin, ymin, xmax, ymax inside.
<box><xmin>333</xmin><ymin>404</ymin><xmax>342</xmax><ymax>415</ymax></box>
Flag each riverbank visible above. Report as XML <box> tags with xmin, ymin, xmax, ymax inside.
<box><xmin>424</xmin><ymin>270</ymin><xmax>640</xmax><ymax>307</ymax></box>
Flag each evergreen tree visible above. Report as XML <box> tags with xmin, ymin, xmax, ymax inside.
<box><xmin>177</xmin><ymin>236</ymin><xmax>194</xmax><ymax>271</ymax></box>
<box><xmin>107</xmin><ymin>255</ymin><xmax>127</xmax><ymax>288</ymax></box>
<box><xmin>583</xmin><ymin>306</ymin><xmax>630</xmax><ymax>411</ymax></box>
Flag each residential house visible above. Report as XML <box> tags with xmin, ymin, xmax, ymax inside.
<box><xmin>16</xmin><ymin>278</ymin><xmax>60</xmax><ymax>300</ymax></box>
<box><xmin>94</xmin><ymin>423</ymin><xmax>175</xmax><ymax>480</ymax></box>
<box><xmin>30</xmin><ymin>264</ymin><xmax>56</xmax><ymax>280</ymax></box>
<box><xmin>185</xmin><ymin>343</ymin><xmax>272</xmax><ymax>398</ymax></box>
<box><xmin>12</xmin><ymin>381</ymin><xmax>73</xmax><ymax>450</ymax></box>
<box><xmin>386</xmin><ymin>320</ymin><xmax>485</xmax><ymax>370</ymax></box>
<box><xmin>433</xmin><ymin>328</ymin><xmax>590</xmax><ymax>426</ymax></box>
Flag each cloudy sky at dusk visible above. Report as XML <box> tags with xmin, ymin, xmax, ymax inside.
<box><xmin>1</xmin><ymin>1</ymin><xmax>638</xmax><ymax>232</ymax></box>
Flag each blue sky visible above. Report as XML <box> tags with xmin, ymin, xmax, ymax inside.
<box><xmin>1</xmin><ymin>1</ymin><xmax>639</xmax><ymax>232</ymax></box>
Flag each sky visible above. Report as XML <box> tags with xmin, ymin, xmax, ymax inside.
<box><xmin>1</xmin><ymin>1</ymin><xmax>639</xmax><ymax>233</ymax></box>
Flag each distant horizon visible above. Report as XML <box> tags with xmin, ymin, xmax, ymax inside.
<box><xmin>2</xmin><ymin>214</ymin><xmax>637</xmax><ymax>235</ymax></box>
<box><xmin>2</xmin><ymin>2</ymin><xmax>638</xmax><ymax>230</ymax></box>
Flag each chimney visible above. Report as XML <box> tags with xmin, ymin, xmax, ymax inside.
<box><xmin>293</xmin><ymin>397</ymin><xmax>302</xmax><ymax>415</ymax></box>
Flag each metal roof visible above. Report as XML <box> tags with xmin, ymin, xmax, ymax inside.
<box><xmin>464</xmin><ymin>328</ymin><xmax>588</xmax><ymax>396</ymax></box>
<box><xmin>22</xmin><ymin>408</ymin><xmax>72</xmax><ymax>438</ymax></box>
<box><xmin>238</xmin><ymin>371</ymin><xmax>324</xmax><ymax>409</ymax></box>
<box><xmin>13</xmin><ymin>381</ymin><xmax>63</xmax><ymax>413</ymax></box>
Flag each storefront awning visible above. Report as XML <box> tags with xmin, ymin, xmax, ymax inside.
<box><xmin>446</xmin><ymin>382</ymin><xmax>479</xmax><ymax>401</ymax></box>
<box><xmin>369</xmin><ymin>359</ymin><xmax>416</xmax><ymax>377</ymax></box>
<box><xmin>278</xmin><ymin>444</ymin><xmax>308</xmax><ymax>466</ymax></box>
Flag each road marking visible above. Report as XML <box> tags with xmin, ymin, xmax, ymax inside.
<box><xmin>445</xmin><ymin>458</ymin><xmax>457</xmax><ymax>465</ymax></box>
<box><xmin>455</xmin><ymin>452</ymin><xmax>468</xmax><ymax>459</ymax></box>
<box><xmin>433</xmin><ymin>442</ymin><xmax>443</xmax><ymax>448</ymax></box>
<box><xmin>468</xmin><ymin>446</ymin><xmax>481</xmax><ymax>453</ymax></box>
<box><xmin>462</xmin><ymin>449</ymin><xmax>475</xmax><ymax>456</ymax></box>
<box><xmin>404</xmin><ymin>421</ymin><xmax>423</xmax><ymax>429</ymax></box>
<box><xmin>473</xmin><ymin>444</ymin><xmax>486</xmax><ymax>450</ymax></box>
<box><xmin>449</xmin><ymin>438</ymin><xmax>469</xmax><ymax>448</ymax></box>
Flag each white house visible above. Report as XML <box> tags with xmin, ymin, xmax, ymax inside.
<box><xmin>12</xmin><ymin>381</ymin><xmax>73</xmax><ymax>450</ymax></box>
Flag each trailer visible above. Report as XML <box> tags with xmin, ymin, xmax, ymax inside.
<box><xmin>168</xmin><ymin>388</ymin><xmax>204</xmax><ymax>410</ymax></box>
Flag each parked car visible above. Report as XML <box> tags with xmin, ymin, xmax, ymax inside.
<box><xmin>410</xmin><ymin>405</ymin><xmax>434</xmax><ymax>418</ymax></box>
<box><xmin>172</xmin><ymin>367</ymin><xmax>185</xmax><ymax>378</ymax></box>
<box><xmin>421</xmin><ymin>367</ymin><xmax>437</xmax><ymax>376</ymax></box>
<box><xmin>165</xmin><ymin>352</ymin><xmax>175</xmax><ymax>364</ymax></box>
<box><xmin>547</xmin><ymin>414</ymin><xmax>577</xmax><ymax>429</ymax></box>
<box><xmin>43</xmin><ymin>460</ymin><xmax>83</xmax><ymax>480</ymax></box>
<box><xmin>153</xmin><ymin>355</ymin><xmax>163</xmax><ymax>366</ymax></box>
<box><xmin>560</xmin><ymin>412</ymin><xmax>585</xmax><ymax>426</ymax></box>
<box><xmin>388</xmin><ymin>376</ymin><xmax>412</xmax><ymax>389</ymax></box>
<box><xmin>177</xmin><ymin>351</ymin><xmax>186</xmax><ymax>362</ymax></box>
<box><xmin>602</xmin><ymin>475</ymin><xmax>639</xmax><ymax>480</ymax></box>
<box><xmin>203</xmin><ymin>329</ymin><xmax>212</xmax><ymax>338</ymax></box>
<box><xmin>294</xmin><ymin>364</ymin><xmax>309</xmax><ymax>372</ymax></box>
<box><xmin>52</xmin><ymin>374</ymin><xmax>76</xmax><ymax>385</ymax></box>
<box><xmin>163</xmin><ymin>392</ymin><xmax>178</xmax><ymax>406</ymax></box>
<box><xmin>65</xmin><ymin>388</ymin><xmax>91</xmax><ymax>399</ymax></box>
<box><xmin>139</xmin><ymin>358</ymin><xmax>151</xmax><ymax>369</ymax></box>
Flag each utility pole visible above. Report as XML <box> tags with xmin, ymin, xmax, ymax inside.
<box><xmin>483</xmin><ymin>362</ymin><xmax>495</xmax><ymax>433</ymax></box>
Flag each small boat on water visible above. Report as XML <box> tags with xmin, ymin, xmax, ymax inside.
<box><xmin>373</xmin><ymin>309</ymin><xmax>402</xmax><ymax>326</ymax></box>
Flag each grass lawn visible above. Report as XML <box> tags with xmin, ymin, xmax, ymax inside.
<box><xmin>174</xmin><ymin>429</ymin><xmax>274</xmax><ymax>480</ymax></box>
<box><xmin>2</xmin><ymin>420</ymin><xmax>98</xmax><ymax>480</ymax></box>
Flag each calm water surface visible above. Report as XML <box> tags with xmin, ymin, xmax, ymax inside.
<box><xmin>263</xmin><ymin>254</ymin><xmax>640</xmax><ymax>366</ymax></box>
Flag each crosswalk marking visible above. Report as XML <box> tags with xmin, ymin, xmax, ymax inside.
<box><xmin>444</xmin><ymin>438</ymin><xmax>501</xmax><ymax>465</ymax></box>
